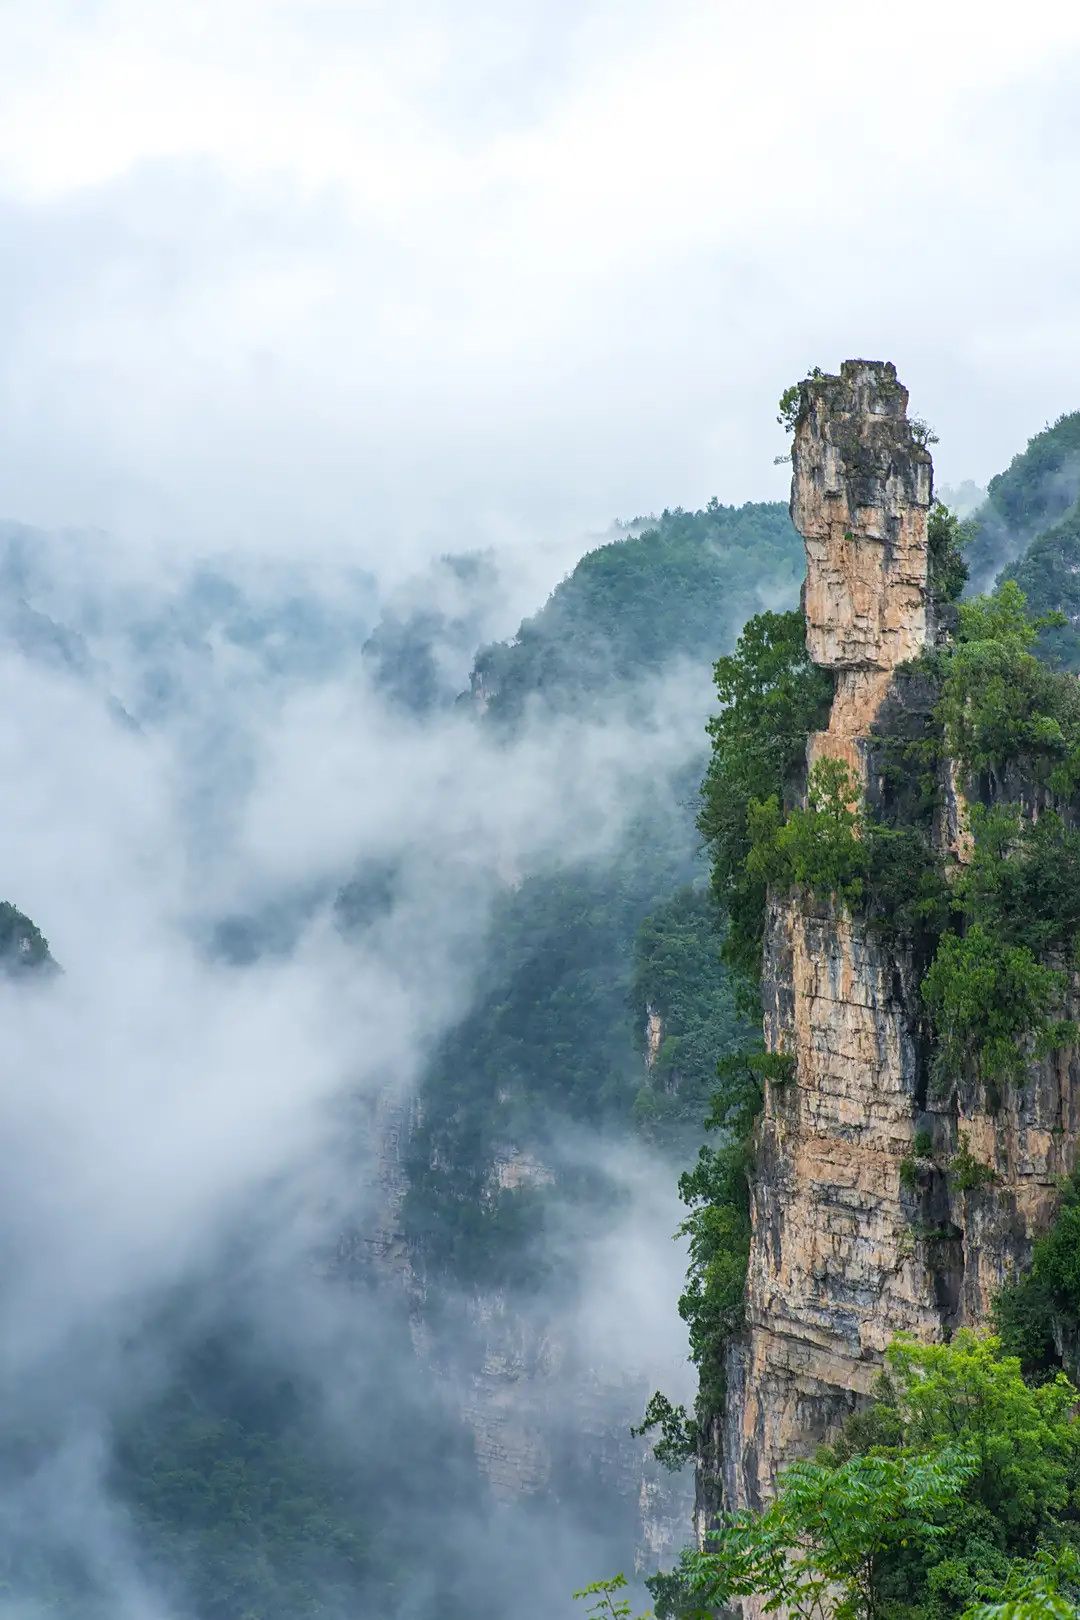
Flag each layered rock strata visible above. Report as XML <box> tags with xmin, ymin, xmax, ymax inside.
<box><xmin>716</xmin><ymin>361</ymin><xmax>1080</xmax><ymax>1523</ymax></box>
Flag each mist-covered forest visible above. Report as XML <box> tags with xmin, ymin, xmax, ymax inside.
<box><xmin>4</xmin><ymin>8</ymin><xmax>1080</xmax><ymax>1618</ymax></box>
<box><xmin>0</xmin><ymin>396</ymin><xmax>1078</xmax><ymax>1619</ymax></box>
<box><xmin>0</xmin><ymin>496</ymin><xmax>802</xmax><ymax>1618</ymax></box>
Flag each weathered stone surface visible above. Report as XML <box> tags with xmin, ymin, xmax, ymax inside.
<box><xmin>793</xmin><ymin>360</ymin><xmax>932</xmax><ymax>678</ymax></box>
<box><xmin>722</xmin><ymin>898</ymin><xmax>939</xmax><ymax>1513</ymax></box>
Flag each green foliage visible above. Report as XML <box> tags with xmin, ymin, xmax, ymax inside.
<box><xmin>992</xmin><ymin>1274</ymin><xmax>1061</xmax><ymax>1383</ymax></box>
<box><xmin>776</xmin><ymin>368</ymin><xmax>825</xmax><ymax>436</ymax></box>
<box><xmin>777</xmin><ymin>385</ymin><xmax>802</xmax><ymax>433</ymax></box>
<box><xmin>922</xmin><ymin>924</ymin><xmax>1069</xmax><ymax>1097</ymax></box>
<box><xmin>900</xmin><ymin>1156</ymin><xmax>921</xmax><ymax>1193</ymax></box>
<box><xmin>883</xmin><ymin>1334</ymin><xmax>1080</xmax><ymax>1543</ymax></box>
<box><xmin>744</xmin><ymin>750</ymin><xmax>952</xmax><ymax>957</ymax></box>
<box><xmin>631</xmin><ymin>887</ymin><xmax>753</xmax><ymax>1147</ymax></box>
<box><xmin>667</xmin><ymin>1046</ymin><xmax>776</xmax><ymax>1427</ymax></box>
<box><xmin>938</xmin><ymin>582</ymin><xmax>1079</xmax><ymax>781</ymax></box>
<box><xmin>574</xmin><ymin>1573</ymin><xmax>652</xmax><ymax>1620</ymax></box>
<box><xmin>914</xmin><ymin>1127</ymin><xmax>935</xmax><ymax>1158</ymax></box>
<box><xmin>986</xmin><ymin>413</ymin><xmax>1080</xmax><ymax>537</ymax></box>
<box><xmin>913</xmin><ymin>585</ymin><xmax>1080</xmax><ymax>1094</ymax></box>
<box><xmin>960</xmin><ymin>1547</ymin><xmax>1080</xmax><ymax>1620</ymax></box>
<box><xmin>473</xmin><ymin>503</ymin><xmax>804</xmax><ymax>722</ymax></box>
<box><xmin>965</xmin><ymin>410</ymin><xmax>1080</xmax><ymax>590</ymax></box>
<box><xmin>631</xmin><ymin>1393</ymin><xmax>696</xmax><ymax>1472</ymax></box>
<box><xmin>641</xmin><ymin>1046</ymin><xmax>780</xmax><ymax>1462</ymax></box>
<box><xmin>960</xmin><ymin>806</ymin><xmax>1080</xmax><ymax>959</ymax></box>
<box><xmin>948</xmin><ymin>1135</ymin><xmax>997</xmax><ymax>1193</ymax></box>
<box><xmin>698</xmin><ymin>610</ymin><xmax>833</xmax><ymax>988</ymax></box>
<box><xmin>928</xmin><ymin>501</ymin><xmax>971</xmax><ymax>606</ymax></box>
<box><xmin>747</xmin><ymin>758</ymin><xmax>865</xmax><ymax>906</ymax></box>
<box><xmin>1007</xmin><ymin>505</ymin><xmax>1080</xmax><ymax>672</ymax></box>
<box><xmin>1029</xmin><ymin>1175</ymin><xmax>1080</xmax><ymax>1328</ymax></box>
<box><xmin>995</xmin><ymin>1174</ymin><xmax>1080</xmax><ymax>1381</ymax></box>
<box><xmin>649</xmin><ymin>1334</ymin><xmax>1080</xmax><ymax>1620</ymax></box>
<box><xmin>655</xmin><ymin>1447</ymin><xmax>972</xmax><ymax>1620</ymax></box>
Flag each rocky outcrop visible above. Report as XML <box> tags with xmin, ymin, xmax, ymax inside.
<box><xmin>794</xmin><ymin>361</ymin><xmax>932</xmax><ymax>678</ymax></box>
<box><xmin>795</xmin><ymin>361</ymin><xmax>933</xmax><ymax>784</ymax></box>
<box><xmin>717</xmin><ymin>362</ymin><xmax>1080</xmax><ymax>1522</ymax></box>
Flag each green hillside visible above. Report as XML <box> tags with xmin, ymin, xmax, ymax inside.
<box><xmin>471</xmin><ymin>502</ymin><xmax>802</xmax><ymax>718</ymax></box>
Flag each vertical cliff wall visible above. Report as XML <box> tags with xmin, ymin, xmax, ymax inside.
<box><xmin>716</xmin><ymin>361</ymin><xmax>1080</xmax><ymax>1522</ymax></box>
<box><xmin>339</xmin><ymin>1084</ymin><xmax>693</xmax><ymax>1572</ymax></box>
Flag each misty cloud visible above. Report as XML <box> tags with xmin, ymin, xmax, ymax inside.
<box><xmin>1</xmin><ymin>4</ymin><xmax>1079</xmax><ymax>558</ymax></box>
<box><xmin>0</xmin><ymin>525</ymin><xmax>709</xmax><ymax>1617</ymax></box>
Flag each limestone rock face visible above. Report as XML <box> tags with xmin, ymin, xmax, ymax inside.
<box><xmin>793</xmin><ymin>360</ymin><xmax>932</xmax><ymax>677</ymax></box>
<box><xmin>714</xmin><ymin>361</ymin><xmax>1080</xmax><ymax>1530</ymax></box>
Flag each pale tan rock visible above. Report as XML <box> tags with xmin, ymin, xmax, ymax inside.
<box><xmin>793</xmin><ymin>361</ymin><xmax>932</xmax><ymax>678</ymax></box>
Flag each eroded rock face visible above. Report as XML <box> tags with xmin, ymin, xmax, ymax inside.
<box><xmin>794</xmin><ymin>360</ymin><xmax>932</xmax><ymax>678</ymax></box>
<box><xmin>714</xmin><ymin>362</ymin><xmax>1080</xmax><ymax>1532</ymax></box>
<box><xmin>722</xmin><ymin>897</ymin><xmax>935</xmax><ymax>1513</ymax></box>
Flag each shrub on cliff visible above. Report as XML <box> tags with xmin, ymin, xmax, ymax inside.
<box><xmin>922</xmin><ymin>925</ymin><xmax>1071</xmax><ymax>1096</ymax></box>
<box><xmin>745</xmin><ymin>756</ymin><xmax>866</xmax><ymax>907</ymax></box>
<box><xmin>646</xmin><ymin>1333</ymin><xmax>1080</xmax><ymax>1620</ymax></box>
<box><xmin>698</xmin><ymin>608</ymin><xmax>833</xmax><ymax>989</ymax></box>
<box><xmin>938</xmin><ymin>581</ymin><xmax>1079</xmax><ymax>781</ymax></box>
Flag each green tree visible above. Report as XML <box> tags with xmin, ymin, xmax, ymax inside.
<box><xmin>922</xmin><ymin>924</ymin><xmax>1069</xmax><ymax>1096</ymax></box>
<box><xmin>656</xmin><ymin>1448</ymin><xmax>973</xmax><ymax>1620</ymax></box>
<box><xmin>937</xmin><ymin>582</ymin><xmax>1077</xmax><ymax>779</ymax></box>
<box><xmin>698</xmin><ymin>610</ymin><xmax>833</xmax><ymax>987</ymax></box>
<box><xmin>646</xmin><ymin>1334</ymin><xmax>1080</xmax><ymax>1620</ymax></box>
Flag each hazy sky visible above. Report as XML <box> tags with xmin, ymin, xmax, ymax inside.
<box><xmin>3</xmin><ymin>0</ymin><xmax>1079</xmax><ymax>561</ymax></box>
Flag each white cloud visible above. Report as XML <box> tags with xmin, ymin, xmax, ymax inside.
<box><xmin>0</xmin><ymin>0</ymin><xmax>1077</xmax><ymax>558</ymax></box>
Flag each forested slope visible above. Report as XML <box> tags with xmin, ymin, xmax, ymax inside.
<box><xmin>403</xmin><ymin>502</ymin><xmax>801</xmax><ymax>1293</ymax></box>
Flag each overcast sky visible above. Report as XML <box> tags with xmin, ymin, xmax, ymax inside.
<box><xmin>2</xmin><ymin>0</ymin><xmax>1079</xmax><ymax>566</ymax></box>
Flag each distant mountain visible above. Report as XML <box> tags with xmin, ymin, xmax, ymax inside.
<box><xmin>1004</xmin><ymin>501</ymin><xmax>1080</xmax><ymax>669</ymax></box>
<box><xmin>964</xmin><ymin>411</ymin><xmax>1080</xmax><ymax>593</ymax></box>
<box><xmin>0</xmin><ymin>902</ymin><xmax>54</xmax><ymax>973</ymax></box>
<box><xmin>468</xmin><ymin>501</ymin><xmax>803</xmax><ymax>719</ymax></box>
<box><xmin>362</xmin><ymin>550</ymin><xmax>504</xmax><ymax>714</ymax></box>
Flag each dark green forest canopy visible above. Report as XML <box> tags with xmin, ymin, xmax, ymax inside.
<box><xmin>6</xmin><ymin>1309</ymin><xmax>490</xmax><ymax>1620</ymax></box>
<box><xmin>470</xmin><ymin>502</ymin><xmax>803</xmax><ymax>719</ymax></box>
<box><xmin>0</xmin><ymin>901</ymin><xmax>54</xmax><ymax>972</ymax></box>
<box><xmin>966</xmin><ymin>410</ymin><xmax>1080</xmax><ymax>596</ymax></box>
<box><xmin>1005</xmin><ymin>502</ymin><xmax>1080</xmax><ymax>670</ymax></box>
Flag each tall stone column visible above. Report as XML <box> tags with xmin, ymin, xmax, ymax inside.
<box><xmin>711</xmin><ymin>363</ymin><xmax>1079</xmax><ymax>1551</ymax></box>
<box><xmin>717</xmin><ymin>363</ymin><xmax>938</xmax><ymax>1522</ymax></box>
<box><xmin>795</xmin><ymin>361</ymin><xmax>933</xmax><ymax>776</ymax></box>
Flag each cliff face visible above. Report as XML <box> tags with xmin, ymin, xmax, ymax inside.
<box><xmin>341</xmin><ymin>1084</ymin><xmax>693</xmax><ymax>1571</ymax></box>
<box><xmin>717</xmin><ymin>361</ymin><xmax>1080</xmax><ymax>1521</ymax></box>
